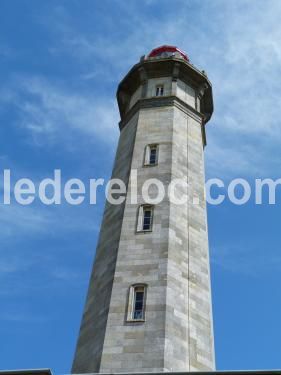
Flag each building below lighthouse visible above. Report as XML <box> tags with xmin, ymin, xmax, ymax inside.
<box><xmin>72</xmin><ymin>45</ymin><xmax>215</xmax><ymax>373</ymax></box>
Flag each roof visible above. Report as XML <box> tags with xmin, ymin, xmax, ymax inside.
<box><xmin>0</xmin><ymin>370</ymin><xmax>52</xmax><ymax>375</ymax></box>
<box><xmin>148</xmin><ymin>45</ymin><xmax>189</xmax><ymax>61</ymax></box>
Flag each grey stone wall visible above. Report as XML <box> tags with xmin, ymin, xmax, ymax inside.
<box><xmin>98</xmin><ymin>104</ymin><xmax>215</xmax><ymax>373</ymax></box>
<box><xmin>99</xmin><ymin>106</ymin><xmax>174</xmax><ymax>372</ymax></box>
<box><xmin>72</xmin><ymin>68</ymin><xmax>215</xmax><ymax>373</ymax></box>
<box><xmin>71</xmin><ymin>112</ymin><xmax>139</xmax><ymax>373</ymax></box>
<box><xmin>163</xmin><ymin>107</ymin><xmax>215</xmax><ymax>371</ymax></box>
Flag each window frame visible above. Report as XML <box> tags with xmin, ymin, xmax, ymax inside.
<box><xmin>155</xmin><ymin>85</ymin><xmax>164</xmax><ymax>97</ymax></box>
<box><xmin>126</xmin><ymin>284</ymin><xmax>147</xmax><ymax>322</ymax></box>
<box><xmin>143</xmin><ymin>144</ymin><xmax>159</xmax><ymax>167</ymax></box>
<box><xmin>136</xmin><ymin>204</ymin><xmax>154</xmax><ymax>233</ymax></box>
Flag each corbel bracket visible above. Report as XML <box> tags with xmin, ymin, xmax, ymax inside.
<box><xmin>172</xmin><ymin>62</ymin><xmax>180</xmax><ymax>81</ymax></box>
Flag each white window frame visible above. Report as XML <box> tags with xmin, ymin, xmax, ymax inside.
<box><xmin>136</xmin><ymin>204</ymin><xmax>154</xmax><ymax>232</ymax></box>
<box><xmin>127</xmin><ymin>284</ymin><xmax>147</xmax><ymax>322</ymax></box>
<box><xmin>144</xmin><ymin>144</ymin><xmax>159</xmax><ymax>166</ymax></box>
<box><xmin>155</xmin><ymin>85</ymin><xmax>164</xmax><ymax>97</ymax></box>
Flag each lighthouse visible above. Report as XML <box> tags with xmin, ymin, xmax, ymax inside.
<box><xmin>72</xmin><ymin>45</ymin><xmax>215</xmax><ymax>373</ymax></box>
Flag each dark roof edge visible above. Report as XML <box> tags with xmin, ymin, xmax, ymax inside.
<box><xmin>0</xmin><ymin>369</ymin><xmax>52</xmax><ymax>375</ymax></box>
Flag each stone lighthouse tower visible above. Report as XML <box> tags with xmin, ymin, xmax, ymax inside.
<box><xmin>72</xmin><ymin>45</ymin><xmax>215</xmax><ymax>373</ymax></box>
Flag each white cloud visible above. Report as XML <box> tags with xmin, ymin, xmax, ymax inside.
<box><xmin>51</xmin><ymin>268</ymin><xmax>84</xmax><ymax>283</ymax></box>
<box><xmin>43</xmin><ymin>0</ymin><xmax>281</xmax><ymax>178</ymax></box>
<box><xmin>3</xmin><ymin>1</ymin><xmax>281</xmax><ymax>175</ymax></box>
<box><xmin>0</xmin><ymin>200</ymin><xmax>97</xmax><ymax>241</ymax></box>
<box><xmin>0</xmin><ymin>204</ymin><xmax>53</xmax><ymax>237</ymax></box>
<box><xmin>0</xmin><ymin>257</ymin><xmax>27</xmax><ymax>274</ymax></box>
<box><xmin>13</xmin><ymin>77</ymin><xmax>119</xmax><ymax>146</ymax></box>
<box><xmin>0</xmin><ymin>77</ymin><xmax>119</xmax><ymax>148</ymax></box>
<box><xmin>0</xmin><ymin>43</ymin><xmax>13</xmax><ymax>58</ymax></box>
<box><xmin>0</xmin><ymin>312</ymin><xmax>47</xmax><ymax>322</ymax></box>
<box><xmin>211</xmin><ymin>244</ymin><xmax>281</xmax><ymax>277</ymax></box>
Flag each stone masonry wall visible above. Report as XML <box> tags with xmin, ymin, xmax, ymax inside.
<box><xmin>72</xmin><ymin>72</ymin><xmax>215</xmax><ymax>373</ymax></box>
<box><xmin>99</xmin><ymin>106</ymin><xmax>174</xmax><ymax>372</ymax></box>
<box><xmin>71</xmin><ymin>112</ymin><xmax>139</xmax><ymax>373</ymax></box>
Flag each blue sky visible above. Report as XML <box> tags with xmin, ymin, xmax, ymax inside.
<box><xmin>1</xmin><ymin>0</ymin><xmax>281</xmax><ymax>373</ymax></box>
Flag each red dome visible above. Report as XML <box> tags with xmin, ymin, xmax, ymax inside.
<box><xmin>148</xmin><ymin>45</ymin><xmax>189</xmax><ymax>61</ymax></box>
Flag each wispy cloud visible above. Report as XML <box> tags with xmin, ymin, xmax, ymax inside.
<box><xmin>0</xmin><ymin>204</ymin><xmax>54</xmax><ymax>237</ymax></box>
<box><xmin>195</xmin><ymin>1</ymin><xmax>281</xmax><ymax>177</ymax></box>
<box><xmin>0</xmin><ymin>200</ymin><xmax>98</xmax><ymax>242</ymax></box>
<box><xmin>0</xmin><ymin>43</ymin><xmax>13</xmax><ymax>58</ymax></box>
<box><xmin>211</xmin><ymin>244</ymin><xmax>281</xmax><ymax>277</ymax></box>
<box><xmin>2</xmin><ymin>1</ymin><xmax>280</xmax><ymax>175</ymax></box>
<box><xmin>39</xmin><ymin>0</ymin><xmax>281</xmax><ymax>178</ymax></box>
<box><xmin>51</xmin><ymin>268</ymin><xmax>85</xmax><ymax>283</ymax></box>
<box><xmin>0</xmin><ymin>312</ymin><xmax>48</xmax><ymax>323</ymax></box>
<box><xmin>9</xmin><ymin>77</ymin><xmax>119</xmax><ymax>147</ymax></box>
<box><xmin>0</xmin><ymin>257</ymin><xmax>30</xmax><ymax>274</ymax></box>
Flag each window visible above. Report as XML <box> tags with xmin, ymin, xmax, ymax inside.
<box><xmin>127</xmin><ymin>284</ymin><xmax>147</xmax><ymax>322</ymax></box>
<box><xmin>143</xmin><ymin>207</ymin><xmax>152</xmax><ymax>230</ymax></box>
<box><xmin>144</xmin><ymin>144</ymin><xmax>158</xmax><ymax>166</ymax></box>
<box><xmin>133</xmin><ymin>286</ymin><xmax>145</xmax><ymax>319</ymax></box>
<box><xmin>155</xmin><ymin>85</ymin><xmax>164</xmax><ymax>97</ymax></box>
<box><xmin>136</xmin><ymin>205</ymin><xmax>153</xmax><ymax>232</ymax></box>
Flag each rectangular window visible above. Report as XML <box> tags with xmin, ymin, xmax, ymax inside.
<box><xmin>143</xmin><ymin>207</ymin><xmax>152</xmax><ymax>231</ymax></box>
<box><xmin>133</xmin><ymin>287</ymin><xmax>145</xmax><ymax>320</ymax></box>
<box><xmin>127</xmin><ymin>284</ymin><xmax>147</xmax><ymax>322</ymax></box>
<box><xmin>149</xmin><ymin>145</ymin><xmax>157</xmax><ymax>165</ymax></box>
<box><xmin>155</xmin><ymin>85</ymin><xmax>164</xmax><ymax>97</ymax></box>
<box><xmin>136</xmin><ymin>205</ymin><xmax>153</xmax><ymax>232</ymax></box>
<box><xmin>144</xmin><ymin>144</ymin><xmax>158</xmax><ymax>166</ymax></box>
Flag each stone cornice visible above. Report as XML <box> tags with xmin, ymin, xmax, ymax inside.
<box><xmin>118</xmin><ymin>95</ymin><xmax>207</xmax><ymax>146</ymax></box>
